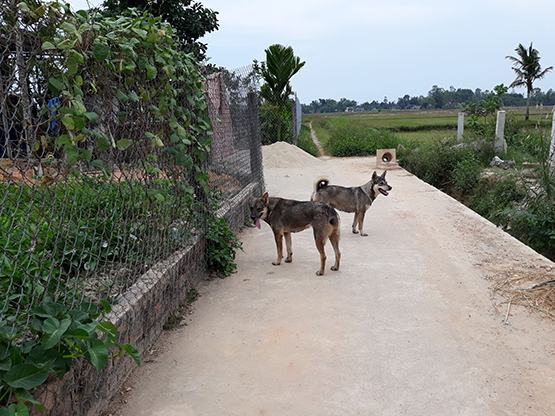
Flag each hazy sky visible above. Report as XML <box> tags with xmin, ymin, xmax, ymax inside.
<box><xmin>70</xmin><ymin>0</ymin><xmax>555</xmax><ymax>103</ymax></box>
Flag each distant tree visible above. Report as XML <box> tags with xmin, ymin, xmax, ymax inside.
<box><xmin>429</xmin><ymin>85</ymin><xmax>446</xmax><ymax>109</ymax></box>
<box><xmin>493</xmin><ymin>83</ymin><xmax>509</xmax><ymax>107</ymax></box>
<box><xmin>102</xmin><ymin>0</ymin><xmax>219</xmax><ymax>60</ymax></box>
<box><xmin>506</xmin><ymin>43</ymin><xmax>553</xmax><ymax>120</ymax></box>
<box><xmin>337</xmin><ymin>98</ymin><xmax>357</xmax><ymax>112</ymax></box>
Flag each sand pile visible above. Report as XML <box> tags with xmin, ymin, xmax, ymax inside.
<box><xmin>262</xmin><ymin>142</ymin><xmax>322</xmax><ymax>168</ymax></box>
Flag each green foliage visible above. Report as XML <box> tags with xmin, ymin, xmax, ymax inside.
<box><xmin>296</xmin><ymin>125</ymin><xmax>319</xmax><ymax>157</ymax></box>
<box><xmin>471</xmin><ymin>175</ymin><xmax>526</xmax><ymax>222</ymax></box>
<box><xmin>327</xmin><ymin>127</ymin><xmax>405</xmax><ymax>157</ymax></box>
<box><xmin>504</xmin><ymin>195</ymin><xmax>555</xmax><ymax>258</ymax></box>
<box><xmin>471</xmin><ymin>170</ymin><xmax>555</xmax><ymax>258</ymax></box>
<box><xmin>506</xmin><ymin>125</ymin><xmax>551</xmax><ymax>161</ymax></box>
<box><xmin>206</xmin><ymin>217</ymin><xmax>242</xmax><ymax>277</ymax></box>
<box><xmin>399</xmin><ymin>139</ymin><xmax>490</xmax><ymax>190</ymax></box>
<box><xmin>102</xmin><ymin>0</ymin><xmax>219</xmax><ymax>60</ymax></box>
<box><xmin>32</xmin><ymin>4</ymin><xmax>211</xmax><ymax>185</ymax></box>
<box><xmin>452</xmin><ymin>156</ymin><xmax>482</xmax><ymax>193</ymax></box>
<box><xmin>255</xmin><ymin>44</ymin><xmax>304</xmax><ymax>144</ymax></box>
<box><xmin>1</xmin><ymin>1</ymin><xmax>216</xmax><ymax>412</ymax></box>
<box><xmin>260</xmin><ymin>103</ymin><xmax>294</xmax><ymax>144</ymax></box>
<box><xmin>0</xmin><ymin>300</ymin><xmax>140</xmax><ymax>412</ymax></box>
<box><xmin>256</xmin><ymin>45</ymin><xmax>305</xmax><ymax>106</ymax></box>
<box><xmin>1</xmin><ymin>180</ymin><xmax>195</xmax><ymax>327</ymax></box>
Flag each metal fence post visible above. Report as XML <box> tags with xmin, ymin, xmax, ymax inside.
<box><xmin>14</xmin><ymin>6</ymin><xmax>33</xmax><ymax>158</ymax></box>
<box><xmin>247</xmin><ymin>91</ymin><xmax>265</xmax><ymax>193</ymax></box>
<box><xmin>494</xmin><ymin>110</ymin><xmax>507</xmax><ymax>154</ymax></box>
<box><xmin>457</xmin><ymin>112</ymin><xmax>464</xmax><ymax>142</ymax></box>
<box><xmin>549</xmin><ymin>111</ymin><xmax>555</xmax><ymax>170</ymax></box>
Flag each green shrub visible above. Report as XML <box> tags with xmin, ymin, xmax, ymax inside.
<box><xmin>0</xmin><ymin>299</ymin><xmax>140</xmax><ymax>413</ymax></box>
<box><xmin>506</xmin><ymin>127</ymin><xmax>550</xmax><ymax>162</ymax></box>
<box><xmin>507</xmin><ymin>195</ymin><xmax>555</xmax><ymax>258</ymax></box>
<box><xmin>471</xmin><ymin>175</ymin><xmax>526</xmax><ymax>223</ymax></box>
<box><xmin>260</xmin><ymin>103</ymin><xmax>294</xmax><ymax>144</ymax></box>
<box><xmin>327</xmin><ymin>127</ymin><xmax>403</xmax><ymax>157</ymax></box>
<box><xmin>206</xmin><ymin>217</ymin><xmax>242</xmax><ymax>277</ymax></box>
<box><xmin>399</xmin><ymin>139</ymin><xmax>481</xmax><ymax>189</ymax></box>
<box><xmin>452</xmin><ymin>156</ymin><xmax>482</xmax><ymax>193</ymax></box>
<box><xmin>296</xmin><ymin>125</ymin><xmax>319</xmax><ymax>156</ymax></box>
<box><xmin>0</xmin><ymin>180</ymin><xmax>194</xmax><ymax>325</ymax></box>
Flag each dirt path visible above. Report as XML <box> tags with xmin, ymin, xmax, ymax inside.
<box><xmin>309</xmin><ymin>121</ymin><xmax>327</xmax><ymax>156</ymax></box>
<box><xmin>114</xmin><ymin>157</ymin><xmax>555</xmax><ymax>416</ymax></box>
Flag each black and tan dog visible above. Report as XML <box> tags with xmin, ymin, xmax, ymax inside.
<box><xmin>311</xmin><ymin>171</ymin><xmax>392</xmax><ymax>237</ymax></box>
<box><xmin>249</xmin><ymin>192</ymin><xmax>341</xmax><ymax>276</ymax></box>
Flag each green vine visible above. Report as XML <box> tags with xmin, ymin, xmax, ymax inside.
<box><xmin>36</xmin><ymin>2</ymin><xmax>211</xmax><ymax>188</ymax></box>
<box><xmin>1</xmin><ymin>1</ymin><xmax>213</xmax><ymax>413</ymax></box>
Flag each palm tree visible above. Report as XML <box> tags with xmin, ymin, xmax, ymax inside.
<box><xmin>506</xmin><ymin>43</ymin><xmax>553</xmax><ymax>120</ymax></box>
<box><xmin>256</xmin><ymin>45</ymin><xmax>305</xmax><ymax>143</ymax></box>
<box><xmin>258</xmin><ymin>44</ymin><xmax>305</xmax><ymax>105</ymax></box>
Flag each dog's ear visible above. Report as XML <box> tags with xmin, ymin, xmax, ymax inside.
<box><xmin>261</xmin><ymin>192</ymin><xmax>269</xmax><ymax>204</ymax></box>
<box><xmin>372</xmin><ymin>171</ymin><xmax>378</xmax><ymax>181</ymax></box>
<box><xmin>381</xmin><ymin>170</ymin><xmax>387</xmax><ymax>178</ymax></box>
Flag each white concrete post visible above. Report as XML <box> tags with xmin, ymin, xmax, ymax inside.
<box><xmin>457</xmin><ymin>112</ymin><xmax>464</xmax><ymax>142</ymax></box>
<box><xmin>494</xmin><ymin>110</ymin><xmax>507</xmax><ymax>154</ymax></box>
<box><xmin>549</xmin><ymin>111</ymin><xmax>555</xmax><ymax>170</ymax></box>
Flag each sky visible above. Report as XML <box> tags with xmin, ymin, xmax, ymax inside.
<box><xmin>69</xmin><ymin>0</ymin><xmax>555</xmax><ymax>104</ymax></box>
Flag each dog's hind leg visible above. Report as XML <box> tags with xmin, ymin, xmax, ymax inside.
<box><xmin>351</xmin><ymin>214</ymin><xmax>359</xmax><ymax>234</ymax></box>
<box><xmin>357</xmin><ymin>211</ymin><xmax>368</xmax><ymax>237</ymax></box>
<box><xmin>329</xmin><ymin>229</ymin><xmax>341</xmax><ymax>271</ymax></box>
<box><xmin>313</xmin><ymin>230</ymin><xmax>327</xmax><ymax>276</ymax></box>
<box><xmin>284</xmin><ymin>232</ymin><xmax>293</xmax><ymax>263</ymax></box>
<box><xmin>272</xmin><ymin>231</ymin><xmax>284</xmax><ymax>266</ymax></box>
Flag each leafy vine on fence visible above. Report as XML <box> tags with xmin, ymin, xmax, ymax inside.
<box><xmin>1</xmin><ymin>1</ymin><xmax>213</xmax><ymax>412</ymax></box>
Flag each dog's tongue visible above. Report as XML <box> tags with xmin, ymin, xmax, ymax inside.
<box><xmin>255</xmin><ymin>218</ymin><xmax>261</xmax><ymax>229</ymax></box>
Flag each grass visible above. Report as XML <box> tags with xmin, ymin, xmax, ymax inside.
<box><xmin>396</xmin><ymin>129</ymin><xmax>456</xmax><ymax>142</ymax></box>
<box><xmin>305</xmin><ymin>108</ymin><xmax>551</xmax><ymax>157</ymax></box>
<box><xmin>305</xmin><ymin>107</ymin><xmax>550</xmax><ymax>125</ymax></box>
<box><xmin>296</xmin><ymin>124</ymin><xmax>320</xmax><ymax>156</ymax></box>
<box><xmin>310</xmin><ymin>120</ymin><xmax>332</xmax><ymax>148</ymax></box>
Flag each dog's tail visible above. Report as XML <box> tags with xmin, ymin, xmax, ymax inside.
<box><xmin>314</xmin><ymin>177</ymin><xmax>329</xmax><ymax>192</ymax></box>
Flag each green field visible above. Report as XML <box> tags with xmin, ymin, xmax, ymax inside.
<box><xmin>304</xmin><ymin>107</ymin><xmax>552</xmax><ymax>153</ymax></box>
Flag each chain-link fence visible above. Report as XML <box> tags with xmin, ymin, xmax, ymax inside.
<box><xmin>206</xmin><ymin>64</ymin><xmax>264</xmax><ymax>201</ymax></box>
<box><xmin>0</xmin><ymin>2</ymin><xmax>263</xmax><ymax>408</ymax></box>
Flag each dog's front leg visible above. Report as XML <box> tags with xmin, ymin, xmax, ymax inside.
<box><xmin>272</xmin><ymin>231</ymin><xmax>284</xmax><ymax>266</ymax></box>
<box><xmin>358</xmin><ymin>211</ymin><xmax>368</xmax><ymax>237</ymax></box>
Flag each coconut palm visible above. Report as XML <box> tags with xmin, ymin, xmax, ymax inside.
<box><xmin>506</xmin><ymin>43</ymin><xmax>553</xmax><ymax>120</ymax></box>
<box><xmin>258</xmin><ymin>44</ymin><xmax>305</xmax><ymax>105</ymax></box>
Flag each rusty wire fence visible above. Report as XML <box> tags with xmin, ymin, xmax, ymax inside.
<box><xmin>206</xmin><ymin>64</ymin><xmax>264</xmax><ymax>202</ymax></box>
<box><xmin>0</xmin><ymin>0</ymin><xmax>263</xmax><ymax>392</ymax></box>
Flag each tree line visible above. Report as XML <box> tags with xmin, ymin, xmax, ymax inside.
<box><xmin>302</xmin><ymin>86</ymin><xmax>555</xmax><ymax>114</ymax></box>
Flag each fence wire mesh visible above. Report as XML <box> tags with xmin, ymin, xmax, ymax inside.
<box><xmin>206</xmin><ymin>64</ymin><xmax>264</xmax><ymax>200</ymax></box>
<box><xmin>0</xmin><ymin>0</ymin><xmax>263</xmax><ymax>389</ymax></box>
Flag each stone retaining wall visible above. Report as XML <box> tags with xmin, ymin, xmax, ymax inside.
<box><xmin>34</xmin><ymin>181</ymin><xmax>260</xmax><ymax>416</ymax></box>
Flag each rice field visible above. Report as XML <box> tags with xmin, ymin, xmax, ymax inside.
<box><xmin>304</xmin><ymin>107</ymin><xmax>552</xmax><ymax>149</ymax></box>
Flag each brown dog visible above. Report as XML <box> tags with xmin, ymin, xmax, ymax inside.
<box><xmin>249</xmin><ymin>192</ymin><xmax>341</xmax><ymax>276</ymax></box>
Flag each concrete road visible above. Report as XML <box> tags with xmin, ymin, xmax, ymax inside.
<box><xmin>116</xmin><ymin>157</ymin><xmax>555</xmax><ymax>416</ymax></box>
